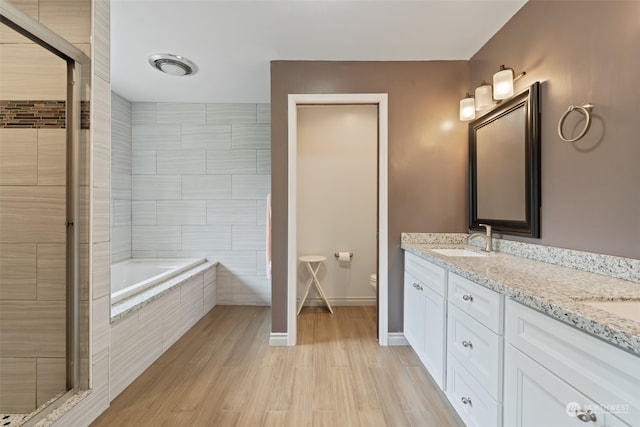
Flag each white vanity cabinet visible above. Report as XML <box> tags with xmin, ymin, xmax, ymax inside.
<box><xmin>446</xmin><ymin>272</ymin><xmax>504</xmax><ymax>427</ymax></box>
<box><xmin>403</xmin><ymin>252</ymin><xmax>447</xmax><ymax>388</ymax></box>
<box><xmin>504</xmin><ymin>300</ymin><xmax>639</xmax><ymax>427</ymax></box>
<box><xmin>402</xmin><ymin>249</ymin><xmax>640</xmax><ymax>427</ymax></box>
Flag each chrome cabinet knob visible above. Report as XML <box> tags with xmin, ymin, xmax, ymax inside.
<box><xmin>462</xmin><ymin>340</ymin><xmax>473</xmax><ymax>349</ymax></box>
<box><xmin>575</xmin><ymin>409</ymin><xmax>597</xmax><ymax>422</ymax></box>
<box><xmin>461</xmin><ymin>397</ymin><xmax>472</xmax><ymax>405</ymax></box>
<box><xmin>462</xmin><ymin>294</ymin><xmax>473</xmax><ymax>302</ymax></box>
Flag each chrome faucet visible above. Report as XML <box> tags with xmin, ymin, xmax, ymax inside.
<box><xmin>468</xmin><ymin>224</ymin><xmax>493</xmax><ymax>252</ymax></box>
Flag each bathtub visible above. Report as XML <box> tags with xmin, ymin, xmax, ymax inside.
<box><xmin>111</xmin><ymin>258</ymin><xmax>207</xmax><ymax>304</ymax></box>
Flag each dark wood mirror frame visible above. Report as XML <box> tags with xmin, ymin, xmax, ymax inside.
<box><xmin>469</xmin><ymin>81</ymin><xmax>541</xmax><ymax>237</ymax></box>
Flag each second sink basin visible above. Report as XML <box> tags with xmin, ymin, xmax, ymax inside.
<box><xmin>431</xmin><ymin>248</ymin><xmax>490</xmax><ymax>257</ymax></box>
<box><xmin>580</xmin><ymin>300</ymin><xmax>640</xmax><ymax>323</ymax></box>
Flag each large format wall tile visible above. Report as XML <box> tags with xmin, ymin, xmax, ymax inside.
<box><xmin>36</xmin><ymin>244</ymin><xmax>66</xmax><ymax>301</ymax></box>
<box><xmin>0</xmin><ymin>301</ymin><xmax>65</xmax><ymax>357</ymax></box>
<box><xmin>156</xmin><ymin>149</ymin><xmax>206</xmax><ymax>175</ymax></box>
<box><xmin>39</xmin><ymin>0</ymin><xmax>91</xmax><ymax>44</ymax></box>
<box><xmin>132</xmin><ymin>201</ymin><xmax>156</xmax><ymax>225</ymax></box>
<box><xmin>181</xmin><ymin>125</ymin><xmax>231</xmax><ymax>149</ymax></box>
<box><xmin>93</xmin><ymin>0</ymin><xmax>110</xmax><ymax>82</ymax></box>
<box><xmin>37</xmin><ymin>130</ymin><xmax>66</xmax><ymax>185</ymax></box>
<box><xmin>0</xmin><ymin>186</ymin><xmax>66</xmax><ymax>243</ymax></box>
<box><xmin>132</xmin><ymin>176</ymin><xmax>181</xmax><ymax>200</ymax></box>
<box><xmin>181</xmin><ymin>225</ymin><xmax>232</xmax><ymax>251</ymax></box>
<box><xmin>157</xmin><ymin>103</ymin><xmax>206</xmax><ymax>125</ymax></box>
<box><xmin>0</xmin><ymin>358</ymin><xmax>37</xmax><ymax>413</ymax></box>
<box><xmin>132</xmin><ymin>149</ymin><xmax>156</xmax><ymax>175</ymax></box>
<box><xmin>132</xmin><ymin>226</ymin><xmax>181</xmax><ymax>251</ymax></box>
<box><xmin>231</xmin><ymin>124</ymin><xmax>271</xmax><ymax>150</ymax></box>
<box><xmin>0</xmin><ymin>243</ymin><xmax>37</xmax><ymax>300</ymax></box>
<box><xmin>232</xmin><ymin>225</ymin><xmax>267</xmax><ymax>251</ymax></box>
<box><xmin>0</xmin><ymin>44</ymin><xmax>66</xmax><ymax>100</ymax></box>
<box><xmin>0</xmin><ymin>129</ymin><xmax>38</xmax><ymax>185</ymax></box>
<box><xmin>36</xmin><ymin>357</ymin><xmax>65</xmax><ymax>407</ymax></box>
<box><xmin>257</xmin><ymin>103</ymin><xmax>271</xmax><ymax>124</ymax></box>
<box><xmin>157</xmin><ymin>200</ymin><xmax>206</xmax><ymax>225</ymax></box>
<box><xmin>132</xmin><ymin>125</ymin><xmax>180</xmax><ymax>150</ymax></box>
<box><xmin>206</xmin><ymin>149</ymin><xmax>256</xmax><ymax>174</ymax></box>
<box><xmin>206</xmin><ymin>103</ymin><xmax>256</xmax><ymax>124</ymax></box>
<box><xmin>206</xmin><ymin>200</ymin><xmax>257</xmax><ymax>224</ymax></box>
<box><xmin>181</xmin><ymin>175</ymin><xmax>231</xmax><ymax>200</ymax></box>
<box><xmin>231</xmin><ymin>175</ymin><xmax>270</xmax><ymax>200</ymax></box>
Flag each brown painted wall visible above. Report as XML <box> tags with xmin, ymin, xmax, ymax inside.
<box><xmin>470</xmin><ymin>0</ymin><xmax>640</xmax><ymax>259</ymax></box>
<box><xmin>271</xmin><ymin>61</ymin><xmax>469</xmax><ymax>333</ymax></box>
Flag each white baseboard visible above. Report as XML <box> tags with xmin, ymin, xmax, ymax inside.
<box><xmin>269</xmin><ymin>332</ymin><xmax>289</xmax><ymax>346</ymax></box>
<box><xmin>387</xmin><ymin>332</ymin><xmax>408</xmax><ymax>346</ymax></box>
<box><xmin>298</xmin><ymin>297</ymin><xmax>376</xmax><ymax>307</ymax></box>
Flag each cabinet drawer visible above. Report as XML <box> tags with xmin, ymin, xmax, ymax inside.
<box><xmin>447</xmin><ymin>353</ymin><xmax>502</xmax><ymax>427</ymax></box>
<box><xmin>448</xmin><ymin>303</ymin><xmax>503</xmax><ymax>400</ymax></box>
<box><xmin>448</xmin><ymin>272</ymin><xmax>503</xmax><ymax>333</ymax></box>
<box><xmin>506</xmin><ymin>299</ymin><xmax>640</xmax><ymax>426</ymax></box>
<box><xmin>405</xmin><ymin>252</ymin><xmax>446</xmax><ymax>296</ymax></box>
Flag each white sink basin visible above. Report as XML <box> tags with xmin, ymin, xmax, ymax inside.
<box><xmin>580</xmin><ymin>300</ymin><xmax>640</xmax><ymax>323</ymax></box>
<box><xmin>431</xmin><ymin>248</ymin><xmax>490</xmax><ymax>257</ymax></box>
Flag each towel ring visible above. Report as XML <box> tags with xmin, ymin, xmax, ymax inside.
<box><xmin>558</xmin><ymin>103</ymin><xmax>593</xmax><ymax>142</ymax></box>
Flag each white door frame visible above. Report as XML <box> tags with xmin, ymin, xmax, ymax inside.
<box><xmin>287</xmin><ymin>93</ymin><xmax>389</xmax><ymax>346</ymax></box>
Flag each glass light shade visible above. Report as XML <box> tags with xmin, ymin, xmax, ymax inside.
<box><xmin>474</xmin><ymin>83</ymin><xmax>493</xmax><ymax>111</ymax></box>
<box><xmin>459</xmin><ymin>95</ymin><xmax>476</xmax><ymax>121</ymax></box>
<box><xmin>493</xmin><ymin>67</ymin><xmax>514</xmax><ymax>100</ymax></box>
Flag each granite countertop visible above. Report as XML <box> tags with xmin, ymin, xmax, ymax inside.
<box><xmin>402</xmin><ymin>242</ymin><xmax>640</xmax><ymax>356</ymax></box>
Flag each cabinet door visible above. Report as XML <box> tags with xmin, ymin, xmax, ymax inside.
<box><xmin>504</xmin><ymin>344</ymin><xmax>630</xmax><ymax>427</ymax></box>
<box><xmin>403</xmin><ymin>271</ymin><xmax>424</xmax><ymax>352</ymax></box>
<box><xmin>422</xmin><ymin>286</ymin><xmax>445</xmax><ymax>389</ymax></box>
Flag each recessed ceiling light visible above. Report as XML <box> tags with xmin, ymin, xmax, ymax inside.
<box><xmin>148</xmin><ymin>54</ymin><xmax>197</xmax><ymax>76</ymax></box>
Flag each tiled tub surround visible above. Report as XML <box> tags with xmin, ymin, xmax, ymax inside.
<box><xmin>109</xmin><ymin>262</ymin><xmax>217</xmax><ymax>399</ymax></box>
<box><xmin>111</xmin><ymin>95</ymin><xmax>271</xmax><ymax>305</ymax></box>
<box><xmin>111</xmin><ymin>260</ymin><xmax>217</xmax><ymax>320</ymax></box>
<box><xmin>401</xmin><ymin>233</ymin><xmax>640</xmax><ymax>355</ymax></box>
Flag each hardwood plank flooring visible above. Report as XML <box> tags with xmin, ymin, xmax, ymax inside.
<box><xmin>91</xmin><ymin>306</ymin><xmax>465</xmax><ymax>427</ymax></box>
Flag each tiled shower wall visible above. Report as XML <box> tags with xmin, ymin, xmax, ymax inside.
<box><xmin>110</xmin><ymin>98</ymin><xmax>272</xmax><ymax>305</ymax></box>
<box><xmin>111</xmin><ymin>93</ymin><xmax>132</xmax><ymax>262</ymax></box>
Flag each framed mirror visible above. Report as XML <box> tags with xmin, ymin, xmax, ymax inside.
<box><xmin>468</xmin><ymin>82</ymin><xmax>541</xmax><ymax>237</ymax></box>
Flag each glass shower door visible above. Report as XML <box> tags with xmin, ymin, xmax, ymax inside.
<box><xmin>0</xmin><ymin>18</ymin><xmax>70</xmax><ymax>424</ymax></box>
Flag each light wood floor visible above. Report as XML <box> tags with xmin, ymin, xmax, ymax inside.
<box><xmin>91</xmin><ymin>306</ymin><xmax>464</xmax><ymax>427</ymax></box>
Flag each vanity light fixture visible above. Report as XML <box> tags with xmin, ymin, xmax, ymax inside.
<box><xmin>493</xmin><ymin>65</ymin><xmax>526</xmax><ymax>100</ymax></box>
<box><xmin>459</xmin><ymin>93</ymin><xmax>476</xmax><ymax>121</ymax></box>
<box><xmin>474</xmin><ymin>81</ymin><xmax>493</xmax><ymax>111</ymax></box>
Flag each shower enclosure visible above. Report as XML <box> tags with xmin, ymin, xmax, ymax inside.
<box><xmin>0</xmin><ymin>1</ymin><xmax>89</xmax><ymax>425</ymax></box>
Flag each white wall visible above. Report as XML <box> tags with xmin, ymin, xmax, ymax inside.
<box><xmin>296</xmin><ymin>105</ymin><xmax>378</xmax><ymax>305</ymax></box>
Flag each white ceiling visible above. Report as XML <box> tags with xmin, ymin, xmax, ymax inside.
<box><xmin>110</xmin><ymin>0</ymin><xmax>527</xmax><ymax>103</ymax></box>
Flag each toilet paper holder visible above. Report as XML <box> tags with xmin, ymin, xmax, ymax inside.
<box><xmin>334</xmin><ymin>252</ymin><xmax>353</xmax><ymax>259</ymax></box>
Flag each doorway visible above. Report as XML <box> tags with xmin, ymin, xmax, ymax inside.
<box><xmin>287</xmin><ymin>93</ymin><xmax>388</xmax><ymax>346</ymax></box>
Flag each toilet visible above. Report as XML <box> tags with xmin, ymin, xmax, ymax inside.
<box><xmin>369</xmin><ymin>273</ymin><xmax>377</xmax><ymax>291</ymax></box>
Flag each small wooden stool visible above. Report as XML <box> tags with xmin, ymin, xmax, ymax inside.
<box><xmin>297</xmin><ymin>255</ymin><xmax>333</xmax><ymax>314</ymax></box>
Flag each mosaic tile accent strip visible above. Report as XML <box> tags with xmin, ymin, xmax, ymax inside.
<box><xmin>0</xmin><ymin>100</ymin><xmax>90</xmax><ymax>129</ymax></box>
<box><xmin>81</xmin><ymin>101</ymin><xmax>90</xmax><ymax>129</ymax></box>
